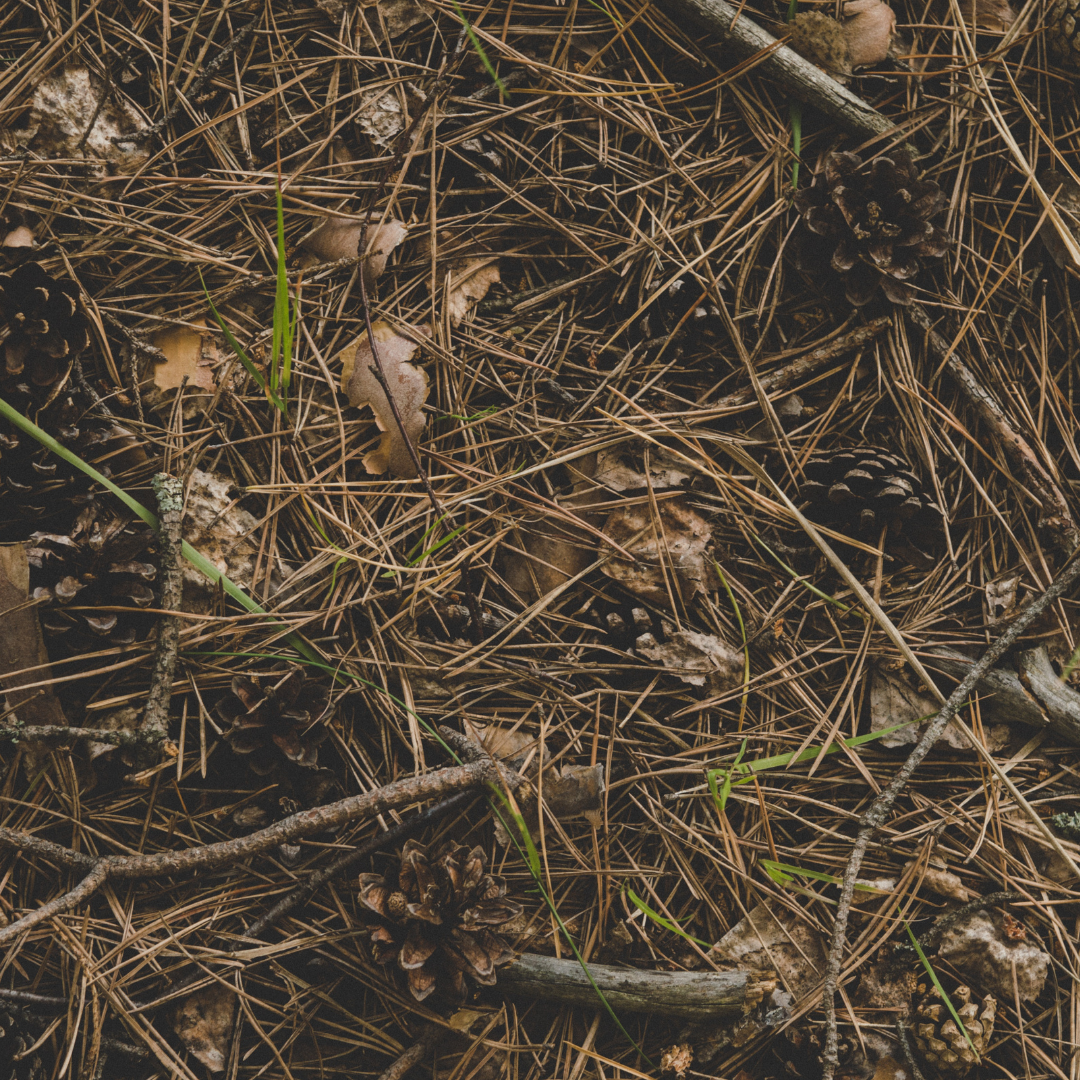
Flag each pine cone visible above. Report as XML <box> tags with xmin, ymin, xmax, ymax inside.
<box><xmin>0</xmin><ymin>1002</ymin><xmax>45</xmax><ymax>1080</ymax></box>
<box><xmin>216</xmin><ymin>668</ymin><xmax>332</xmax><ymax>775</ymax></box>
<box><xmin>912</xmin><ymin>985</ymin><xmax>996</xmax><ymax>1079</ymax></box>
<box><xmin>769</xmin><ymin>1023</ymin><xmax>871</xmax><ymax>1080</ymax></box>
<box><xmin>27</xmin><ymin>508</ymin><xmax>157</xmax><ymax>648</ymax></box>
<box><xmin>794</xmin><ymin>150</ymin><xmax>950</xmax><ymax>306</ymax></box>
<box><xmin>359</xmin><ymin>840</ymin><xmax>522</xmax><ymax>1006</ymax></box>
<box><xmin>1047</xmin><ymin>0</ymin><xmax>1080</xmax><ymax>66</ymax></box>
<box><xmin>0</xmin><ymin>263</ymin><xmax>89</xmax><ymax>391</ymax></box>
<box><xmin>799</xmin><ymin>447</ymin><xmax>943</xmax><ymax>543</ymax></box>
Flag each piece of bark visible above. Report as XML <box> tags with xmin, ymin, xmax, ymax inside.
<box><xmin>659</xmin><ymin>0</ymin><xmax>896</xmax><ymax>141</ymax></box>
<box><xmin>496</xmin><ymin>953</ymin><xmax>773</xmax><ymax>1020</ymax></box>
<box><xmin>925</xmin><ymin>646</ymin><xmax>1080</xmax><ymax>744</ymax></box>
<box><xmin>0</xmin><ymin>543</ymin><xmax>67</xmax><ymax>771</ymax></box>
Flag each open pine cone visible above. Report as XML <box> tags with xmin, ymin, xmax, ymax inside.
<box><xmin>0</xmin><ymin>1002</ymin><xmax>45</xmax><ymax>1080</ymax></box>
<box><xmin>769</xmin><ymin>1023</ymin><xmax>872</xmax><ymax>1080</ymax></box>
<box><xmin>0</xmin><ymin>262</ymin><xmax>89</xmax><ymax>391</ymax></box>
<box><xmin>216</xmin><ymin>668</ymin><xmax>332</xmax><ymax>775</ymax></box>
<box><xmin>799</xmin><ymin>446</ymin><xmax>943</xmax><ymax>547</ymax></box>
<box><xmin>794</xmin><ymin>150</ymin><xmax>950</xmax><ymax>306</ymax></box>
<box><xmin>359</xmin><ymin>840</ymin><xmax>522</xmax><ymax>1006</ymax></box>
<box><xmin>28</xmin><ymin>508</ymin><xmax>157</xmax><ymax>648</ymax></box>
<box><xmin>1047</xmin><ymin>0</ymin><xmax>1080</xmax><ymax>67</ymax></box>
<box><xmin>912</xmin><ymin>985</ymin><xmax>996</xmax><ymax>1079</ymax></box>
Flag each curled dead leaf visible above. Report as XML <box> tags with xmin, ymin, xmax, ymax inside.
<box><xmin>297</xmin><ymin>217</ymin><xmax>407</xmax><ymax>289</ymax></box>
<box><xmin>635</xmin><ymin>629</ymin><xmax>742</xmax><ymax>691</ymax></box>
<box><xmin>174</xmin><ymin>982</ymin><xmax>236</xmax><ymax>1073</ymax></box>
<box><xmin>151</xmin><ymin>320</ymin><xmax>218</xmax><ymax>392</ymax></box>
<box><xmin>10</xmin><ymin>66</ymin><xmax>151</xmax><ymax>175</ymax></box>
<box><xmin>338</xmin><ymin>321</ymin><xmax>430</xmax><ymax>477</ymax></box>
<box><xmin>842</xmin><ymin>0</ymin><xmax>897</xmax><ymax>68</ymax></box>
<box><xmin>600</xmin><ymin>496</ymin><xmax>715</xmax><ymax>605</ymax></box>
<box><xmin>444</xmin><ymin>257</ymin><xmax>501</xmax><ymax>326</ymax></box>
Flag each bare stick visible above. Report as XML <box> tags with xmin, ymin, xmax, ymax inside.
<box><xmin>136</xmin><ymin>474</ymin><xmax>184</xmax><ymax>767</ymax></box>
<box><xmin>0</xmin><ymin>758</ymin><xmax>500</xmax><ymax>949</ymax></box>
<box><xmin>820</xmin><ymin>550</ymin><xmax>1080</xmax><ymax>1080</ymax></box>
<box><xmin>658</xmin><ymin>0</ymin><xmax>897</xmax><ymax>142</ymax></box>
<box><xmin>376</xmin><ymin>1030</ymin><xmax>438</xmax><ymax>1080</ymax></box>
<box><xmin>907</xmin><ymin>304</ymin><xmax>1080</xmax><ymax>554</ymax></box>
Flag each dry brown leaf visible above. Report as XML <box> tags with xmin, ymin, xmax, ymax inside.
<box><xmin>870</xmin><ymin>669</ymin><xmax>1008</xmax><ymax>751</ymax></box>
<box><xmin>710</xmin><ymin>902</ymin><xmax>826</xmax><ymax>1000</ymax></box>
<box><xmin>0</xmin><ymin>543</ymin><xmax>67</xmax><ymax>776</ymax></box>
<box><xmin>11</xmin><ymin>66</ymin><xmax>150</xmax><ymax>175</ymax></box>
<box><xmin>355</xmin><ymin>85</ymin><xmax>414</xmax><ymax>148</ymax></box>
<box><xmin>937</xmin><ymin>909</ymin><xmax>1048</xmax><ymax>1001</ymax></box>
<box><xmin>1040</xmin><ymin>170</ymin><xmax>1080</xmax><ymax>269</ymax></box>
<box><xmin>1</xmin><ymin>225</ymin><xmax>34</xmax><ymax>250</ymax></box>
<box><xmin>965</xmin><ymin>0</ymin><xmax>1017</xmax><ymax>30</ymax></box>
<box><xmin>463</xmin><ymin>718</ymin><xmax>546</xmax><ymax>772</ymax></box>
<box><xmin>359</xmin><ymin>0</ymin><xmax>434</xmax><ymax>38</ymax></box>
<box><xmin>842</xmin><ymin>0</ymin><xmax>896</xmax><ymax>68</ymax></box>
<box><xmin>445</xmin><ymin>258</ymin><xmax>501</xmax><ymax>326</ymax></box>
<box><xmin>151</xmin><ymin>321</ymin><xmax>217</xmax><ymax>392</ymax></box>
<box><xmin>600</xmin><ymin>497</ymin><xmax>715</xmax><ymax>604</ymax></box>
<box><xmin>297</xmin><ymin>217</ymin><xmax>407</xmax><ymax>289</ymax></box>
<box><xmin>181</xmin><ymin>469</ymin><xmax>287</xmax><ymax>613</ymax></box>
<box><xmin>908</xmin><ymin>861</ymin><xmax>975</xmax><ymax>902</ymax></box>
<box><xmin>635</xmin><ymin>629</ymin><xmax>742</xmax><ymax>691</ymax></box>
<box><xmin>593</xmin><ymin>444</ymin><xmax>693</xmax><ymax>493</ymax></box>
<box><xmin>338</xmin><ymin>321</ymin><xmax>430</xmax><ymax>478</ymax></box>
<box><xmin>174</xmin><ymin>982</ymin><xmax>236</xmax><ymax>1073</ymax></box>
<box><xmin>660</xmin><ymin>1044</ymin><xmax>694</xmax><ymax>1078</ymax></box>
<box><xmin>984</xmin><ymin>572</ymin><xmax>1019</xmax><ymax>624</ymax></box>
<box><xmin>544</xmin><ymin>762</ymin><xmax>605</xmax><ymax>825</ymax></box>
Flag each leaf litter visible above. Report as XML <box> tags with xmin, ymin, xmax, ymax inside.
<box><xmin>0</xmin><ymin>0</ymin><xmax>1078</xmax><ymax>1078</ymax></box>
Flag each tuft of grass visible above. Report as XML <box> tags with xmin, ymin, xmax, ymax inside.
<box><xmin>450</xmin><ymin>0</ymin><xmax>507</xmax><ymax>100</ymax></box>
<box><xmin>907</xmin><ymin>924</ymin><xmax>979</xmax><ymax>1056</ymax></box>
<box><xmin>625</xmin><ymin>886</ymin><xmax>712</xmax><ymax>948</ymax></box>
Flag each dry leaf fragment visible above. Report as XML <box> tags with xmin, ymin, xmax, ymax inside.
<box><xmin>355</xmin><ymin>85</ymin><xmax>413</xmax><ymax>148</ymax></box>
<box><xmin>593</xmin><ymin>444</ymin><xmax>694</xmax><ymax>493</ymax></box>
<box><xmin>907</xmin><ymin>861</ymin><xmax>975</xmax><ymax>902</ymax></box>
<box><xmin>297</xmin><ymin>216</ymin><xmax>407</xmax><ymax>289</ymax></box>
<box><xmin>1039</xmin><ymin>170</ymin><xmax>1080</xmax><ymax>269</ymax></box>
<box><xmin>151</xmin><ymin>321</ymin><xmax>217</xmax><ymax>392</ymax></box>
<box><xmin>174</xmin><ymin>983</ymin><xmax>236</xmax><ymax>1073</ymax></box>
<box><xmin>711</xmin><ymin>902</ymin><xmax>826</xmax><ymax>1000</ymax></box>
<box><xmin>338</xmin><ymin>321</ymin><xmax>430</xmax><ymax>478</ymax></box>
<box><xmin>445</xmin><ymin>258</ymin><xmax>501</xmax><ymax>326</ymax></box>
<box><xmin>842</xmin><ymin>0</ymin><xmax>897</xmax><ymax>67</ymax></box>
<box><xmin>1</xmin><ymin>226</ymin><xmax>34</xmax><ymax>250</ymax></box>
<box><xmin>787</xmin><ymin>1</ymin><xmax>895</xmax><ymax>81</ymax></box>
<box><xmin>600</xmin><ymin>497</ymin><xmax>715</xmax><ymax>604</ymax></box>
<box><xmin>359</xmin><ymin>0</ymin><xmax>434</xmax><ymax>38</ymax></box>
<box><xmin>936</xmin><ymin>909</ymin><xmax>1048</xmax><ymax>1001</ymax></box>
<box><xmin>967</xmin><ymin>0</ymin><xmax>1017</xmax><ymax>30</ymax></box>
<box><xmin>635</xmin><ymin>629</ymin><xmax>742</xmax><ymax>691</ymax></box>
<box><xmin>661</xmin><ymin>1044</ymin><xmax>694</xmax><ymax>1078</ymax></box>
<box><xmin>11</xmin><ymin>66</ymin><xmax>150</xmax><ymax>175</ymax></box>
<box><xmin>984</xmin><ymin>572</ymin><xmax>1019</xmax><ymax>624</ymax></box>
<box><xmin>463</xmin><ymin>719</ymin><xmax>546</xmax><ymax>772</ymax></box>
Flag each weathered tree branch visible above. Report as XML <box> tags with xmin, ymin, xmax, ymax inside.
<box><xmin>658</xmin><ymin>0</ymin><xmax>897</xmax><ymax>142</ymax></box>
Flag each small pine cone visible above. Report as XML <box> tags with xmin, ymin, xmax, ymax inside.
<box><xmin>216</xmin><ymin>668</ymin><xmax>332</xmax><ymax>775</ymax></box>
<box><xmin>0</xmin><ymin>263</ymin><xmax>89</xmax><ymax>391</ymax></box>
<box><xmin>912</xmin><ymin>985</ymin><xmax>996</xmax><ymax>1079</ymax></box>
<box><xmin>794</xmin><ymin>150</ymin><xmax>950</xmax><ymax>306</ymax></box>
<box><xmin>1047</xmin><ymin>0</ymin><xmax>1080</xmax><ymax>66</ymax></box>
<box><xmin>0</xmin><ymin>1001</ymin><xmax>45</xmax><ymax>1080</ymax></box>
<box><xmin>769</xmin><ymin>1023</ymin><xmax>871</xmax><ymax>1080</ymax></box>
<box><xmin>27</xmin><ymin>508</ymin><xmax>157</xmax><ymax>648</ymax></box>
<box><xmin>359</xmin><ymin>839</ymin><xmax>522</xmax><ymax>1006</ymax></box>
<box><xmin>799</xmin><ymin>446</ymin><xmax>943</xmax><ymax>542</ymax></box>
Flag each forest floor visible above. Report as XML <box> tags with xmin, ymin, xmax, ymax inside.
<box><xmin>1</xmin><ymin>1</ymin><xmax>1080</xmax><ymax>1079</ymax></box>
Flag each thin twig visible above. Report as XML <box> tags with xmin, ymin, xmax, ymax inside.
<box><xmin>820</xmin><ymin>551</ymin><xmax>1080</xmax><ymax>1080</ymax></box>
<box><xmin>136</xmin><ymin>473</ymin><xmax>184</xmax><ymax>768</ymax></box>
<box><xmin>375</xmin><ymin>1029</ymin><xmax>439</xmax><ymax>1080</ymax></box>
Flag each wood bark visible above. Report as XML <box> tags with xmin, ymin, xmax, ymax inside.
<box><xmin>497</xmin><ymin>952</ymin><xmax>771</xmax><ymax>1021</ymax></box>
<box><xmin>658</xmin><ymin>0</ymin><xmax>896</xmax><ymax>142</ymax></box>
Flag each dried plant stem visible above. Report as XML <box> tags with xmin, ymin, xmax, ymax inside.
<box><xmin>820</xmin><ymin>551</ymin><xmax>1080</xmax><ymax>1080</ymax></box>
<box><xmin>906</xmin><ymin>304</ymin><xmax>1080</xmax><ymax>553</ymax></box>
<box><xmin>137</xmin><ymin>473</ymin><xmax>184</xmax><ymax>766</ymax></box>
<box><xmin>376</xmin><ymin>1030</ymin><xmax>438</xmax><ymax>1080</ymax></box>
<box><xmin>0</xmin><ymin>756</ymin><xmax>502</xmax><ymax>949</ymax></box>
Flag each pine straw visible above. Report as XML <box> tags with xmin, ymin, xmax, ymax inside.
<box><xmin>1</xmin><ymin>0</ymin><xmax>1080</xmax><ymax>1077</ymax></box>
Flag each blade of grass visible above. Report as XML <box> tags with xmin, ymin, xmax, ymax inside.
<box><xmin>625</xmin><ymin>887</ymin><xmax>712</xmax><ymax>948</ymax></box>
<box><xmin>751</xmin><ymin>532</ymin><xmax>856</xmax><ymax>613</ymax></box>
<box><xmin>200</xmin><ymin>271</ymin><xmax>286</xmax><ymax>413</ymax></box>
<box><xmin>273</xmin><ymin>184</ymin><xmax>293</xmax><ymax>398</ymax></box>
<box><xmin>450</xmin><ymin>0</ymin><xmax>507</xmax><ymax>99</ymax></box>
<box><xmin>0</xmin><ymin>397</ymin><xmax>315</xmax><ymax>663</ymax></box>
<box><xmin>906</xmin><ymin>924</ymin><xmax>978</xmax><ymax>1055</ymax></box>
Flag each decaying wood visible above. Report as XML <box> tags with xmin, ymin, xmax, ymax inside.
<box><xmin>659</xmin><ymin>0</ymin><xmax>897</xmax><ymax>141</ymax></box>
<box><xmin>497</xmin><ymin>952</ymin><xmax>773</xmax><ymax>1021</ymax></box>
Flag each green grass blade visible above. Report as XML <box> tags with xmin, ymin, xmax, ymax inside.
<box><xmin>762</xmin><ymin>859</ymin><xmax>887</xmax><ymax>892</ymax></box>
<box><xmin>625</xmin><ymin>887</ymin><xmax>712</xmax><ymax>948</ymax></box>
<box><xmin>906</xmin><ymin>924</ymin><xmax>978</xmax><ymax>1055</ymax></box>
<box><xmin>450</xmin><ymin>0</ymin><xmax>507</xmax><ymax>100</ymax></box>
<box><xmin>790</xmin><ymin>101</ymin><xmax>802</xmax><ymax>189</ymax></box>
<box><xmin>751</xmin><ymin>533</ymin><xmax>854</xmax><ymax>612</ymax></box>
<box><xmin>0</xmin><ymin>396</ymin><xmax>316</xmax><ymax>662</ymax></box>
<box><xmin>199</xmin><ymin>271</ymin><xmax>286</xmax><ymax>413</ymax></box>
<box><xmin>273</xmin><ymin>184</ymin><xmax>293</xmax><ymax>396</ymax></box>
